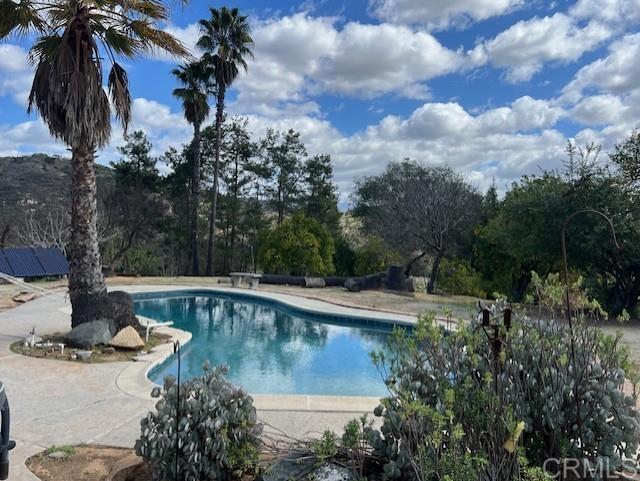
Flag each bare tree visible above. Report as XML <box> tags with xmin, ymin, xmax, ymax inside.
<box><xmin>17</xmin><ymin>208</ymin><xmax>70</xmax><ymax>254</ymax></box>
<box><xmin>353</xmin><ymin>161</ymin><xmax>481</xmax><ymax>293</ymax></box>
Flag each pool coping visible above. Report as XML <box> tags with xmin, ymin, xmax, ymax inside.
<box><xmin>114</xmin><ymin>284</ymin><xmax>413</xmax><ymax>413</ymax></box>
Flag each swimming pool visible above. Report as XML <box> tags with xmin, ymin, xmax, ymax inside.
<box><xmin>133</xmin><ymin>290</ymin><xmax>400</xmax><ymax>396</ymax></box>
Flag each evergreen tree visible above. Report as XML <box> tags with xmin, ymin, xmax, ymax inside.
<box><xmin>304</xmin><ymin>154</ymin><xmax>340</xmax><ymax>233</ymax></box>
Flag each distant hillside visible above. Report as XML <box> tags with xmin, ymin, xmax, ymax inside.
<box><xmin>0</xmin><ymin>154</ymin><xmax>114</xmax><ymax>245</ymax></box>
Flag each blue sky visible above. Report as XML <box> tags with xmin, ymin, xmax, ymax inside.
<box><xmin>0</xmin><ymin>0</ymin><xmax>638</xmax><ymax>201</ymax></box>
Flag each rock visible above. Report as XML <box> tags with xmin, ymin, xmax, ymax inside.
<box><xmin>310</xmin><ymin>464</ymin><xmax>353</xmax><ymax>481</ymax></box>
<box><xmin>108</xmin><ymin>291</ymin><xmax>141</xmax><ymax>331</ymax></box>
<box><xmin>385</xmin><ymin>265</ymin><xmax>407</xmax><ymax>291</ymax></box>
<box><xmin>13</xmin><ymin>292</ymin><xmax>38</xmax><ymax>303</ymax></box>
<box><xmin>303</xmin><ymin>277</ymin><xmax>326</xmax><ymax>288</ymax></box>
<box><xmin>259</xmin><ymin>454</ymin><xmax>316</xmax><ymax>481</ymax></box>
<box><xmin>68</xmin><ymin>320</ymin><xmax>115</xmax><ymax>348</ymax></box>
<box><xmin>76</xmin><ymin>350</ymin><xmax>92</xmax><ymax>361</ymax></box>
<box><xmin>106</xmin><ymin>451</ymin><xmax>146</xmax><ymax>481</ymax></box>
<box><xmin>48</xmin><ymin>451</ymin><xmax>70</xmax><ymax>460</ymax></box>
<box><xmin>109</xmin><ymin>326</ymin><xmax>145</xmax><ymax>350</ymax></box>
<box><xmin>344</xmin><ymin>278</ymin><xmax>361</xmax><ymax>292</ymax></box>
<box><xmin>407</xmin><ymin>276</ymin><xmax>427</xmax><ymax>293</ymax></box>
<box><xmin>103</xmin><ymin>347</ymin><xmax>116</xmax><ymax>355</ymax></box>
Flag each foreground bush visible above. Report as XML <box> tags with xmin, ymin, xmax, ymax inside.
<box><xmin>368</xmin><ymin>313</ymin><xmax>639</xmax><ymax>481</ymax></box>
<box><xmin>135</xmin><ymin>364</ymin><xmax>262</xmax><ymax>481</ymax></box>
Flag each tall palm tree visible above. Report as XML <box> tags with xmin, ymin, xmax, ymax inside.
<box><xmin>172</xmin><ymin>61</ymin><xmax>213</xmax><ymax>276</ymax></box>
<box><xmin>0</xmin><ymin>0</ymin><xmax>188</xmax><ymax>327</ymax></box>
<box><xmin>197</xmin><ymin>6</ymin><xmax>253</xmax><ymax>276</ymax></box>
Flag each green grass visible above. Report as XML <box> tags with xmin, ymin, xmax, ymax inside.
<box><xmin>45</xmin><ymin>445</ymin><xmax>76</xmax><ymax>456</ymax></box>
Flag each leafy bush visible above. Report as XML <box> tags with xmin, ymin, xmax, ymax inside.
<box><xmin>135</xmin><ymin>364</ymin><xmax>262</xmax><ymax>481</ymax></box>
<box><xmin>334</xmin><ymin>235</ymin><xmax>356</xmax><ymax>276</ymax></box>
<box><xmin>368</xmin><ymin>312</ymin><xmax>640</xmax><ymax>481</ymax></box>
<box><xmin>122</xmin><ymin>247</ymin><xmax>160</xmax><ymax>276</ymax></box>
<box><xmin>437</xmin><ymin>258</ymin><xmax>485</xmax><ymax>297</ymax></box>
<box><xmin>258</xmin><ymin>213</ymin><xmax>335</xmax><ymax>276</ymax></box>
<box><xmin>354</xmin><ymin>238</ymin><xmax>400</xmax><ymax>276</ymax></box>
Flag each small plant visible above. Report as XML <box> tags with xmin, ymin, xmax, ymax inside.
<box><xmin>311</xmin><ymin>430</ymin><xmax>338</xmax><ymax>462</ymax></box>
<box><xmin>45</xmin><ymin>445</ymin><xmax>75</xmax><ymax>456</ymax></box>
<box><xmin>342</xmin><ymin>415</ymin><xmax>373</xmax><ymax>479</ymax></box>
<box><xmin>135</xmin><ymin>363</ymin><xmax>262</xmax><ymax>481</ymax></box>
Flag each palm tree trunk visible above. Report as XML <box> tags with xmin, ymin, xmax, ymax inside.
<box><xmin>190</xmin><ymin>122</ymin><xmax>202</xmax><ymax>275</ymax></box>
<box><xmin>69</xmin><ymin>146</ymin><xmax>108</xmax><ymax>327</ymax></box>
<box><xmin>206</xmin><ymin>85</ymin><xmax>225</xmax><ymax>276</ymax></box>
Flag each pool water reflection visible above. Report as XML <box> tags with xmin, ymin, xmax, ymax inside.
<box><xmin>134</xmin><ymin>292</ymin><xmax>395</xmax><ymax>396</ymax></box>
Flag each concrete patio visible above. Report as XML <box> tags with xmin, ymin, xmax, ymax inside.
<box><xmin>0</xmin><ymin>286</ymin><xmax>415</xmax><ymax>481</ymax></box>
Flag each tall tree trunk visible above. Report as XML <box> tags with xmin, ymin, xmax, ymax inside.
<box><xmin>69</xmin><ymin>146</ymin><xmax>108</xmax><ymax>327</ymax></box>
<box><xmin>229</xmin><ymin>155</ymin><xmax>239</xmax><ymax>272</ymax></box>
<box><xmin>426</xmin><ymin>250</ymin><xmax>445</xmax><ymax>294</ymax></box>
<box><xmin>190</xmin><ymin>122</ymin><xmax>202</xmax><ymax>276</ymax></box>
<box><xmin>206</xmin><ymin>85</ymin><xmax>226</xmax><ymax>276</ymax></box>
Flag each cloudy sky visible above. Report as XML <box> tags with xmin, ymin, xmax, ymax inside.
<box><xmin>0</xmin><ymin>0</ymin><xmax>639</xmax><ymax>202</ymax></box>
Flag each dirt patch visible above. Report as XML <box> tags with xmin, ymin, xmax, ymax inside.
<box><xmin>27</xmin><ymin>446</ymin><xmax>151</xmax><ymax>481</ymax></box>
<box><xmin>10</xmin><ymin>331</ymin><xmax>171</xmax><ymax>363</ymax></box>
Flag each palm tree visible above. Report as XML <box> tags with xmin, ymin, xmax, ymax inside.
<box><xmin>172</xmin><ymin>61</ymin><xmax>213</xmax><ymax>276</ymax></box>
<box><xmin>197</xmin><ymin>6</ymin><xmax>254</xmax><ymax>276</ymax></box>
<box><xmin>0</xmin><ymin>1</ymin><xmax>188</xmax><ymax>326</ymax></box>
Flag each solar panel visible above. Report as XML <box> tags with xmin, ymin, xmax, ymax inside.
<box><xmin>0</xmin><ymin>247</ymin><xmax>68</xmax><ymax>278</ymax></box>
<box><xmin>3</xmin><ymin>248</ymin><xmax>46</xmax><ymax>277</ymax></box>
<box><xmin>0</xmin><ymin>251</ymin><xmax>14</xmax><ymax>277</ymax></box>
<box><xmin>32</xmin><ymin>247</ymin><xmax>69</xmax><ymax>276</ymax></box>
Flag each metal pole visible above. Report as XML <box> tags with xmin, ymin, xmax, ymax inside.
<box><xmin>173</xmin><ymin>341</ymin><xmax>181</xmax><ymax>481</ymax></box>
<box><xmin>560</xmin><ymin>208</ymin><xmax>620</xmax><ymax>457</ymax></box>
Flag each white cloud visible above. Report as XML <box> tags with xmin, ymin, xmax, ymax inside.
<box><xmin>163</xmin><ymin>14</ymin><xmax>463</xmax><ymax>113</ymax></box>
<box><xmin>236</xmin><ymin>96</ymin><xmax>567</xmax><ymax>197</ymax></box>
<box><xmin>0</xmin><ymin>92</ymin><xmax>573</xmax><ymax>199</ymax></box>
<box><xmin>0</xmin><ymin>120</ymin><xmax>67</xmax><ymax>157</ymax></box>
<box><xmin>369</xmin><ymin>0</ymin><xmax>522</xmax><ymax>29</ymax></box>
<box><xmin>562</xmin><ymin>33</ymin><xmax>640</xmax><ymax>101</ymax></box>
<box><xmin>570</xmin><ymin>94</ymin><xmax>629</xmax><ymax>125</ymax></box>
<box><xmin>570</xmin><ymin>0</ymin><xmax>640</xmax><ymax>25</ymax></box>
<box><xmin>0</xmin><ymin>44</ymin><xmax>33</xmax><ymax>105</ymax></box>
<box><xmin>471</xmin><ymin>13</ymin><xmax>611</xmax><ymax>82</ymax></box>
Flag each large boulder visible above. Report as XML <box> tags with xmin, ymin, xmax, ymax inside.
<box><xmin>107</xmin><ymin>291</ymin><xmax>141</xmax><ymax>331</ymax></box>
<box><xmin>71</xmin><ymin>290</ymin><xmax>140</xmax><ymax>331</ymax></box>
<box><xmin>109</xmin><ymin>326</ymin><xmax>145</xmax><ymax>350</ymax></box>
<box><xmin>68</xmin><ymin>319</ymin><xmax>115</xmax><ymax>348</ymax></box>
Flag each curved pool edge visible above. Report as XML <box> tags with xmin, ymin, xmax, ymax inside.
<box><xmin>115</xmin><ymin>285</ymin><xmax>399</xmax><ymax>412</ymax></box>
<box><xmin>121</xmin><ymin>284</ymin><xmax>420</xmax><ymax>327</ymax></box>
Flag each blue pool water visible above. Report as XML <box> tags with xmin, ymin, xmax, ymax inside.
<box><xmin>133</xmin><ymin>290</ymin><xmax>397</xmax><ymax>396</ymax></box>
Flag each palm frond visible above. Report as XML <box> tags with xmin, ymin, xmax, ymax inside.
<box><xmin>108</xmin><ymin>62</ymin><xmax>131</xmax><ymax>131</ymax></box>
<box><xmin>197</xmin><ymin>6</ymin><xmax>253</xmax><ymax>89</ymax></box>
<box><xmin>0</xmin><ymin>0</ymin><xmax>47</xmax><ymax>38</ymax></box>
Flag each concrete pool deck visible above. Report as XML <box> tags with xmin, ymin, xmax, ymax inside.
<box><xmin>0</xmin><ymin>285</ymin><xmax>417</xmax><ymax>481</ymax></box>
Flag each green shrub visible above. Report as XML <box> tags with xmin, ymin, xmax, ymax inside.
<box><xmin>258</xmin><ymin>213</ymin><xmax>335</xmax><ymax>276</ymax></box>
<box><xmin>334</xmin><ymin>236</ymin><xmax>356</xmax><ymax>276</ymax></box>
<box><xmin>368</xmin><ymin>312</ymin><xmax>640</xmax><ymax>480</ymax></box>
<box><xmin>354</xmin><ymin>238</ymin><xmax>400</xmax><ymax>276</ymax></box>
<box><xmin>312</xmin><ymin>430</ymin><xmax>339</xmax><ymax>462</ymax></box>
<box><xmin>135</xmin><ymin>364</ymin><xmax>262</xmax><ymax>481</ymax></box>
<box><xmin>437</xmin><ymin>258</ymin><xmax>485</xmax><ymax>297</ymax></box>
<box><xmin>122</xmin><ymin>247</ymin><xmax>159</xmax><ymax>276</ymax></box>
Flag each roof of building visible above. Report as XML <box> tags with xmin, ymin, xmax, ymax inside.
<box><xmin>0</xmin><ymin>247</ymin><xmax>69</xmax><ymax>278</ymax></box>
